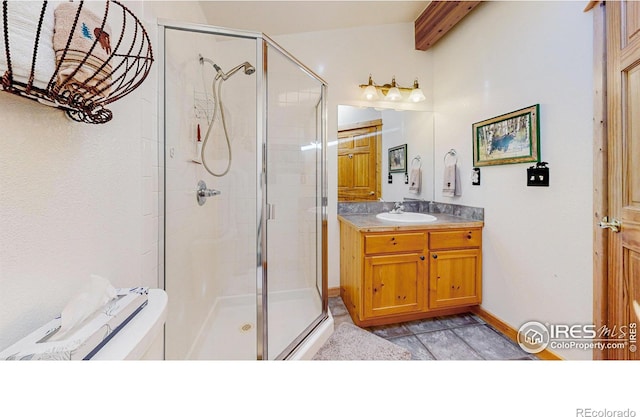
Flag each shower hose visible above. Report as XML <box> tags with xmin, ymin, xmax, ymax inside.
<box><xmin>200</xmin><ymin>71</ymin><xmax>232</xmax><ymax>177</ymax></box>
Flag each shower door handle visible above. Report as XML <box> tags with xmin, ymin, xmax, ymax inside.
<box><xmin>267</xmin><ymin>203</ymin><xmax>275</xmax><ymax>220</ymax></box>
<box><xmin>197</xmin><ymin>180</ymin><xmax>221</xmax><ymax>206</ymax></box>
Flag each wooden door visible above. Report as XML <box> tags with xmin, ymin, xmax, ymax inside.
<box><xmin>428</xmin><ymin>249</ymin><xmax>481</xmax><ymax>309</ymax></box>
<box><xmin>604</xmin><ymin>0</ymin><xmax>640</xmax><ymax>360</ymax></box>
<box><xmin>338</xmin><ymin>120</ymin><xmax>381</xmax><ymax>201</ymax></box>
<box><xmin>363</xmin><ymin>253</ymin><xmax>426</xmax><ymax>318</ymax></box>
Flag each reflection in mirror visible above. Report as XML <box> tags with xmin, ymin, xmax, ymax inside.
<box><xmin>337</xmin><ymin>105</ymin><xmax>434</xmax><ymax>203</ymax></box>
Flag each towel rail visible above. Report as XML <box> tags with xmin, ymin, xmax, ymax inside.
<box><xmin>0</xmin><ymin>0</ymin><xmax>153</xmax><ymax>124</ymax></box>
<box><xmin>444</xmin><ymin>148</ymin><xmax>458</xmax><ymax>164</ymax></box>
<box><xmin>411</xmin><ymin>155</ymin><xmax>422</xmax><ymax>169</ymax></box>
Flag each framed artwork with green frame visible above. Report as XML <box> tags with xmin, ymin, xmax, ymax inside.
<box><xmin>472</xmin><ymin>104</ymin><xmax>540</xmax><ymax>167</ymax></box>
<box><xmin>388</xmin><ymin>144</ymin><xmax>407</xmax><ymax>173</ymax></box>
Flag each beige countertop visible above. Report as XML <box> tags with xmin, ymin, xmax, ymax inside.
<box><xmin>338</xmin><ymin>212</ymin><xmax>484</xmax><ymax>233</ymax></box>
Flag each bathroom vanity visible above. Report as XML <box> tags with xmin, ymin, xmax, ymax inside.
<box><xmin>339</xmin><ymin>212</ymin><xmax>483</xmax><ymax>327</ymax></box>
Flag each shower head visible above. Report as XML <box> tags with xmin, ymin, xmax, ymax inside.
<box><xmin>243</xmin><ymin>62</ymin><xmax>256</xmax><ymax>75</ymax></box>
<box><xmin>200</xmin><ymin>56</ymin><xmax>255</xmax><ymax>80</ymax></box>
<box><xmin>219</xmin><ymin>62</ymin><xmax>256</xmax><ymax>80</ymax></box>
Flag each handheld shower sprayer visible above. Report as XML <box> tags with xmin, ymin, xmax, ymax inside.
<box><xmin>198</xmin><ymin>55</ymin><xmax>255</xmax><ymax>177</ymax></box>
<box><xmin>214</xmin><ymin>61</ymin><xmax>255</xmax><ymax>80</ymax></box>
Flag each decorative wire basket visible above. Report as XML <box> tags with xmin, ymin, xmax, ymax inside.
<box><xmin>1</xmin><ymin>0</ymin><xmax>153</xmax><ymax>124</ymax></box>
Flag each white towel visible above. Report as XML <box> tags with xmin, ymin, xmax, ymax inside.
<box><xmin>442</xmin><ymin>161</ymin><xmax>461</xmax><ymax>197</ymax></box>
<box><xmin>0</xmin><ymin>1</ymin><xmax>56</xmax><ymax>89</ymax></box>
<box><xmin>408</xmin><ymin>168</ymin><xmax>421</xmax><ymax>194</ymax></box>
<box><xmin>53</xmin><ymin>2</ymin><xmax>113</xmax><ymax>98</ymax></box>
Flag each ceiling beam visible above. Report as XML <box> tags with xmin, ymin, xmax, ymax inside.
<box><xmin>415</xmin><ymin>1</ymin><xmax>482</xmax><ymax>51</ymax></box>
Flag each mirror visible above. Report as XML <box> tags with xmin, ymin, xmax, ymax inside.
<box><xmin>337</xmin><ymin>105</ymin><xmax>434</xmax><ymax>203</ymax></box>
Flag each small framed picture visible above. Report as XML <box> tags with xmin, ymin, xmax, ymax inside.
<box><xmin>389</xmin><ymin>144</ymin><xmax>407</xmax><ymax>173</ymax></box>
<box><xmin>473</xmin><ymin>104</ymin><xmax>540</xmax><ymax>167</ymax></box>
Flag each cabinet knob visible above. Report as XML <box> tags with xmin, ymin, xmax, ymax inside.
<box><xmin>432</xmin><ymin>254</ymin><xmax>438</xmax><ymax>259</ymax></box>
<box><xmin>420</xmin><ymin>256</ymin><xmax>425</xmax><ymax>260</ymax></box>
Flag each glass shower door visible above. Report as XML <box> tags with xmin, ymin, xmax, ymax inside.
<box><xmin>162</xmin><ymin>25</ymin><xmax>259</xmax><ymax>360</ymax></box>
<box><xmin>264</xmin><ymin>41</ymin><xmax>326</xmax><ymax>359</ymax></box>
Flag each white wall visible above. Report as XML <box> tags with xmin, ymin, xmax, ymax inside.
<box><xmin>0</xmin><ymin>1</ymin><xmax>207</xmax><ymax>352</ymax></box>
<box><xmin>274</xmin><ymin>23</ymin><xmax>434</xmax><ymax>292</ymax></box>
<box><xmin>431</xmin><ymin>1</ymin><xmax>593</xmax><ymax>359</ymax></box>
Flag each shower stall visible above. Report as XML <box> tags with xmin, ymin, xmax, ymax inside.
<box><xmin>159</xmin><ymin>21</ymin><xmax>330</xmax><ymax>360</ymax></box>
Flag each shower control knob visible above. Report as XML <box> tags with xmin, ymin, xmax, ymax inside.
<box><xmin>197</xmin><ymin>180</ymin><xmax>221</xmax><ymax>206</ymax></box>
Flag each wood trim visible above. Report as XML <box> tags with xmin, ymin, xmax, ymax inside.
<box><xmin>376</xmin><ymin>133</ymin><xmax>382</xmax><ymax>201</ymax></box>
<box><xmin>592</xmin><ymin>1</ymin><xmax>608</xmax><ymax>360</ymax></box>
<box><xmin>338</xmin><ymin>118</ymin><xmax>383</xmax><ymax>132</ymax></box>
<box><xmin>327</xmin><ymin>287</ymin><xmax>341</xmax><ymax>298</ymax></box>
<box><xmin>606</xmin><ymin>0</ymin><xmax>626</xmax><ymax>361</ymax></box>
<box><xmin>414</xmin><ymin>1</ymin><xmax>482</xmax><ymax>51</ymax></box>
<box><xmin>584</xmin><ymin>1</ymin><xmax>600</xmax><ymax>13</ymax></box>
<box><xmin>471</xmin><ymin>306</ymin><xmax>563</xmax><ymax>360</ymax></box>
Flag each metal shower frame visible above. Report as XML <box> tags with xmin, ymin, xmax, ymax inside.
<box><xmin>157</xmin><ymin>20</ymin><xmax>328</xmax><ymax>360</ymax></box>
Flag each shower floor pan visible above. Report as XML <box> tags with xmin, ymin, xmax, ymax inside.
<box><xmin>189</xmin><ymin>287</ymin><xmax>323</xmax><ymax>360</ymax></box>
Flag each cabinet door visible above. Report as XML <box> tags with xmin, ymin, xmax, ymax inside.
<box><xmin>363</xmin><ymin>253</ymin><xmax>426</xmax><ymax>318</ymax></box>
<box><xmin>429</xmin><ymin>249</ymin><xmax>481</xmax><ymax>309</ymax></box>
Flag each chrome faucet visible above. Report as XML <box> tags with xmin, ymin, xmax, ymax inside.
<box><xmin>390</xmin><ymin>202</ymin><xmax>404</xmax><ymax>214</ymax></box>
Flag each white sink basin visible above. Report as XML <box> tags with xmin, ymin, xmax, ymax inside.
<box><xmin>376</xmin><ymin>212</ymin><xmax>437</xmax><ymax>223</ymax></box>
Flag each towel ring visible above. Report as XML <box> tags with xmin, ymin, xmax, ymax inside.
<box><xmin>444</xmin><ymin>149</ymin><xmax>458</xmax><ymax>164</ymax></box>
<box><xmin>411</xmin><ymin>155</ymin><xmax>422</xmax><ymax>169</ymax></box>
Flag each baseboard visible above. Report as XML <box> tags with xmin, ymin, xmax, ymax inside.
<box><xmin>471</xmin><ymin>306</ymin><xmax>563</xmax><ymax>360</ymax></box>
<box><xmin>327</xmin><ymin>287</ymin><xmax>341</xmax><ymax>298</ymax></box>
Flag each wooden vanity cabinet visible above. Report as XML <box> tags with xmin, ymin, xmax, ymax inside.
<box><xmin>363</xmin><ymin>232</ymin><xmax>428</xmax><ymax>318</ymax></box>
<box><xmin>340</xmin><ymin>220</ymin><xmax>482</xmax><ymax>327</ymax></box>
<box><xmin>428</xmin><ymin>230</ymin><xmax>482</xmax><ymax>309</ymax></box>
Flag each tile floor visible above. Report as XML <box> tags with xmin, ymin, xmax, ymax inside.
<box><xmin>328</xmin><ymin>296</ymin><xmax>537</xmax><ymax>360</ymax></box>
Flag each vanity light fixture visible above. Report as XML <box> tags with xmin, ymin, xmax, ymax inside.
<box><xmin>362</xmin><ymin>75</ymin><xmax>380</xmax><ymax>100</ymax></box>
<box><xmin>359</xmin><ymin>74</ymin><xmax>426</xmax><ymax>103</ymax></box>
<box><xmin>408</xmin><ymin>79</ymin><xmax>426</xmax><ymax>103</ymax></box>
<box><xmin>386</xmin><ymin>77</ymin><xmax>402</xmax><ymax>101</ymax></box>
